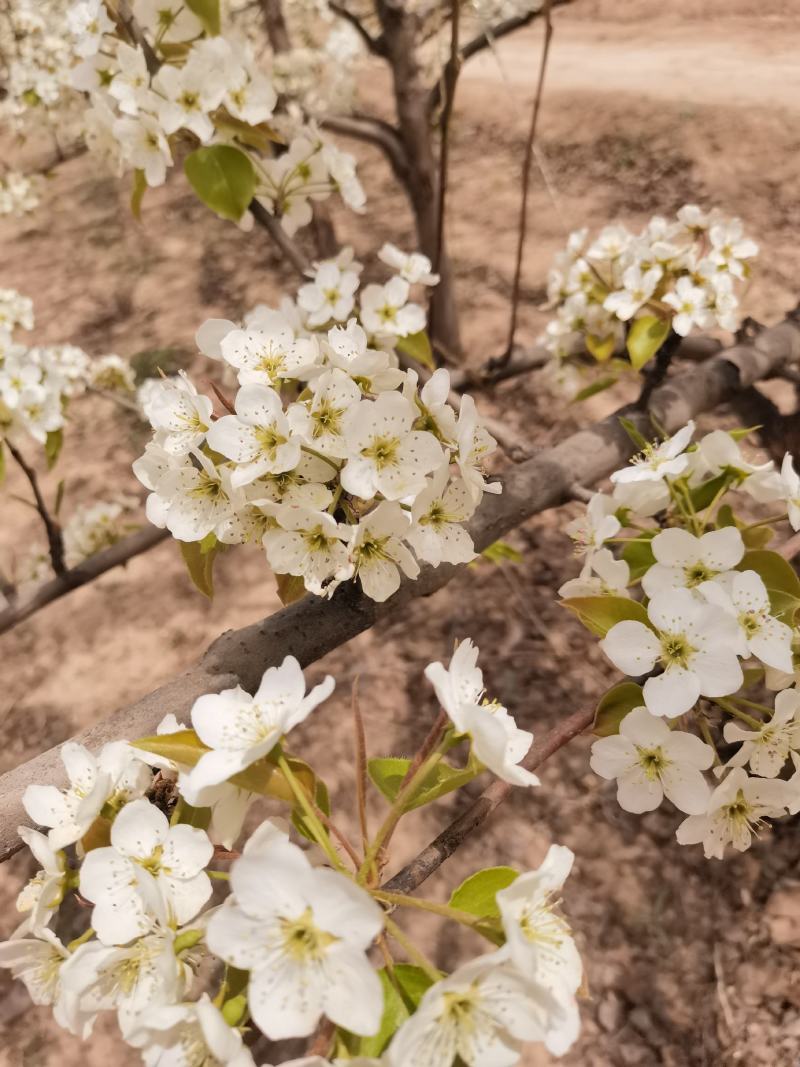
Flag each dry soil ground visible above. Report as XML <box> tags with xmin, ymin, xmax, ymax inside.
<box><xmin>2</xmin><ymin>3</ymin><xmax>800</xmax><ymax>1065</ymax></box>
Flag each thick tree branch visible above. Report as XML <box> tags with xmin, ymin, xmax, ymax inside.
<box><xmin>6</xmin><ymin>441</ymin><xmax>66</xmax><ymax>575</ymax></box>
<box><xmin>0</xmin><ymin>526</ymin><xmax>169</xmax><ymax>636</ymax></box>
<box><xmin>0</xmin><ymin>315</ymin><xmax>798</xmax><ymax>861</ymax></box>
<box><xmin>321</xmin><ymin>114</ymin><xmax>410</xmax><ymax>185</ymax></box>
<box><xmin>382</xmin><ymin>706</ymin><xmax>594</xmax><ymax>895</ymax></box>
<box><xmin>328</xmin><ymin>2</ymin><xmax>386</xmax><ymax>56</ymax></box>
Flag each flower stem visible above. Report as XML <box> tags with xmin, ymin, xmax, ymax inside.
<box><xmin>276</xmin><ymin>754</ymin><xmax>346</xmax><ymax>872</ymax></box>
<box><xmin>372</xmin><ymin>888</ymin><xmax>483</xmax><ymax>929</ymax></box>
<box><xmin>382</xmin><ymin>915</ymin><xmax>441</xmax><ymax>982</ymax></box>
<box><xmin>714</xmin><ymin>697</ymin><xmax>762</xmax><ymax>729</ymax></box>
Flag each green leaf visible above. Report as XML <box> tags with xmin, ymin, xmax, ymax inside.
<box><xmin>687</xmin><ymin>471</ymin><xmax>730</xmax><ymax>512</ymax></box>
<box><xmin>449</xmin><ymin>866</ymin><xmax>519</xmax><ymax>920</ymax></box>
<box><xmin>133</xmin><ymin>729</ymin><xmax>209</xmax><ymax>768</ymax></box>
<box><xmin>184</xmin><ymin>0</ymin><xmax>220</xmax><ymax>34</ymax></box>
<box><xmin>212</xmin><ymin>113</ymin><xmax>282</xmax><ymax>153</ymax></box>
<box><xmin>396</xmin><ymin>330</ymin><xmax>435</xmax><ymax>370</ymax></box>
<box><xmin>716</xmin><ymin>504</ymin><xmax>737</xmax><ymax>528</ymax></box>
<box><xmin>44</xmin><ymin>429</ymin><xmax>63</xmax><ymax>470</ymax></box>
<box><xmin>617</xmin><ymin>416</ymin><xmax>650</xmax><ymax>452</ymax></box>
<box><xmin>561</xmin><ymin>595</ymin><xmax>651</xmax><ymax>638</ymax></box>
<box><xmin>131</xmin><ymin>169</ymin><xmax>147</xmax><ymax>220</ymax></box>
<box><xmin>626</xmin><ymin>315</ymin><xmax>670</xmax><ymax>371</ymax></box>
<box><xmin>585</xmin><ymin>333</ymin><xmax>616</xmax><ymax>362</ymax></box>
<box><xmin>221</xmin><ymin>994</ymin><xmax>247</xmax><ymax>1027</ymax></box>
<box><xmin>572</xmin><ymin>376</ymin><xmax>617</xmax><ymax>403</ymax></box>
<box><xmin>175</xmin><ymin>800</ymin><xmax>212</xmax><ymax>830</ymax></box>
<box><xmin>480</xmin><ymin>540</ymin><xmax>522</xmax><ymax>565</ymax></box>
<box><xmin>339</xmin><ymin>965</ymin><xmax>433</xmax><ymax>1057</ymax></box>
<box><xmin>275</xmin><ymin>572</ymin><xmax>307</xmax><ymax>606</ymax></box>
<box><xmin>737</xmin><ymin>549</ymin><xmax>800</xmax><ymax>622</ymax></box>
<box><xmin>184</xmin><ymin>145</ymin><xmax>256</xmax><ymax>222</ymax></box>
<box><xmin>743</xmin><ymin>524</ymin><xmax>774</xmax><ymax>549</ymax></box>
<box><xmin>594</xmin><ymin>681</ymin><xmax>644</xmax><ymax>736</ymax></box>
<box><xmin>367</xmin><ymin>756</ymin><xmax>479</xmax><ymax>811</ymax></box>
<box><xmin>179</xmin><ymin>539</ymin><xmax>218</xmax><ymax>598</ymax></box>
<box><xmin>621</xmin><ymin>534</ymin><xmax>655</xmax><ymax>582</ymax></box>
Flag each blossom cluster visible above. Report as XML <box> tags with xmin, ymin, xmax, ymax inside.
<box><xmin>1</xmin><ymin>644</ymin><xmax>583</xmax><ymax>1066</ymax></box>
<box><xmin>0</xmin><ymin>171</ymin><xmax>41</xmax><ymax>217</ymax></box>
<box><xmin>542</xmin><ymin>206</ymin><xmax>758</xmax><ymax>395</ymax></box>
<box><xmin>64</xmin><ymin>0</ymin><xmax>364</xmax><ymax>233</ymax></box>
<box><xmin>134</xmin><ymin>245</ymin><xmax>499</xmax><ymax>603</ymax></box>
<box><xmin>0</xmin><ymin>289</ymin><xmax>135</xmax><ymax>455</ymax></box>
<box><xmin>560</xmin><ymin>420</ymin><xmax>800</xmax><ymax>857</ymax></box>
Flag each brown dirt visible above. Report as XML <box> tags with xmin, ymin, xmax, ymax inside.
<box><xmin>3</xmin><ymin>3</ymin><xmax>800</xmax><ymax>1065</ymax></box>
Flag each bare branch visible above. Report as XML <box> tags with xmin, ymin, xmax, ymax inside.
<box><xmin>320</xmin><ymin>114</ymin><xmax>410</xmax><ymax>184</ymax></box>
<box><xmin>249</xmin><ymin>199</ymin><xmax>311</xmax><ymax>278</ymax></box>
<box><xmin>328</xmin><ymin>1</ymin><xmax>386</xmax><ymax>57</ymax></box>
<box><xmin>498</xmin><ymin>0</ymin><xmax>554</xmax><ymax>367</ymax></box>
<box><xmin>0</xmin><ymin>526</ymin><xmax>169</xmax><ymax>635</ymax></box>
<box><xmin>0</xmin><ymin>316</ymin><xmax>798</xmax><ymax>861</ymax></box>
<box><xmin>382</xmin><ymin>706</ymin><xmax>594</xmax><ymax>895</ymax></box>
<box><xmin>6</xmin><ymin>441</ymin><xmax>66</xmax><ymax>576</ymax></box>
<box><xmin>258</xmin><ymin>0</ymin><xmax>291</xmax><ymax>52</ymax></box>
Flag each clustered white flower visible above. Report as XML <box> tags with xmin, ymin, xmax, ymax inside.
<box><xmin>0</xmin><ymin>170</ymin><xmax>40</xmax><ymax>217</ymax></box>
<box><xmin>62</xmin><ymin>0</ymin><xmax>364</xmax><ymax>233</ymax></box>
<box><xmin>2</xmin><ymin>649</ymin><xmax>583</xmax><ymax>1066</ymax></box>
<box><xmin>134</xmin><ymin>246</ymin><xmax>499</xmax><ymax>603</ymax></box>
<box><xmin>62</xmin><ymin>498</ymin><xmax>135</xmax><ymax>567</ymax></box>
<box><xmin>560</xmin><ymin>420</ymin><xmax>800</xmax><ymax>857</ymax></box>
<box><xmin>542</xmin><ymin>206</ymin><xmax>758</xmax><ymax>392</ymax></box>
<box><xmin>0</xmin><ymin>0</ymin><xmax>76</xmax><ymax>129</ymax></box>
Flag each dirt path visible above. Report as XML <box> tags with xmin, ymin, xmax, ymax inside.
<box><xmin>463</xmin><ymin>17</ymin><xmax>800</xmax><ymax>112</ymax></box>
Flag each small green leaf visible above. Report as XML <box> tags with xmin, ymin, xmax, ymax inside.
<box><xmin>179</xmin><ymin>539</ymin><xmax>218</xmax><ymax>598</ymax></box>
<box><xmin>44</xmin><ymin>429</ymin><xmax>63</xmax><ymax>470</ymax></box>
<box><xmin>594</xmin><ymin>681</ymin><xmax>644</xmax><ymax>736</ymax></box>
<box><xmin>338</xmin><ymin>965</ymin><xmax>433</xmax><ymax>1057</ymax></box>
<box><xmin>176</xmin><ymin>800</ymin><xmax>212</xmax><ymax>830</ymax></box>
<box><xmin>737</xmin><ymin>549</ymin><xmax>800</xmax><ymax>622</ymax></box>
<box><xmin>729</xmin><ymin>426</ymin><xmax>761</xmax><ymax>442</ymax></box>
<box><xmin>449</xmin><ymin>866</ymin><xmax>519</xmax><ymax>921</ymax></box>
<box><xmin>621</xmin><ymin>535</ymin><xmax>655</xmax><ymax>582</ymax></box>
<box><xmin>185</xmin><ymin>0</ymin><xmax>220</xmax><ymax>34</ymax></box>
<box><xmin>221</xmin><ymin>994</ymin><xmax>247</xmax><ymax>1027</ymax></box>
<box><xmin>212</xmin><ymin>113</ymin><xmax>282</xmax><ymax>153</ymax></box>
<box><xmin>626</xmin><ymin>315</ymin><xmax>670</xmax><ymax>371</ymax></box>
<box><xmin>184</xmin><ymin>145</ymin><xmax>256</xmax><ymax>222</ymax></box>
<box><xmin>742</xmin><ymin>524</ymin><xmax>774</xmax><ymax>549</ymax></box>
<box><xmin>367</xmin><ymin>756</ymin><xmax>478</xmax><ymax>811</ymax></box>
<box><xmin>275</xmin><ymin>572</ymin><xmax>307</xmax><ymax>606</ymax></box>
<box><xmin>480</xmin><ymin>540</ymin><xmax>523</xmax><ymax>565</ymax></box>
<box><xmin>585</xmin><ymin>333</ymin><xmax>616</xmax><ymax>362</ymax></box>
<box><xmin>131</xmin><ymin>168</ymin><xmax>147</xmax><ymax>220</ymax></box>
<box><xmin>687</xmin><ymin>472</ymin><xmax>731</xmax><ymax>512</ymax></box>
<box><xmin>396</xmin><ymin>330</ymin><xmax>435</xmax><ymax>370</ymax></box>
<box><xmin>617</xmin><ymin>416</ymin><xmax>650</xmax><ymax>452</ymax></box>
<box><xmin>572</xmin><ymin>376</ymin><xmax>617</xmax><ymax>403</ymax></box>
<box><xmin>133</xmin><ymin>729</ymin><xmax>209</xmax><ymax>768</ymax></box>
<box><xmin>560</xmin><ymin>595</ymin><xmax>651</xmax><ymax>638</ymax></box>
<box><xmin>716</xmin><ymin>504</ymin><xmax>737</xmax><ymax>528</ymax></box>
<box><xmin>173</xmin><ymin>928</ymin><xmax>204</xmax><ymax>954</ymax></box>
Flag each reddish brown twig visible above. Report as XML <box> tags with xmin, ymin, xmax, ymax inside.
<box><xmin>6</xmin><ymin>441</ymin><xmax>66</xmax><ymax>575</ymax></box>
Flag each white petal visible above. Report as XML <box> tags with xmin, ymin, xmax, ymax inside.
<box><xmin>643</xmin><ymin>667</ymin><xmax>700</xmax><ymax>718</ymax></box>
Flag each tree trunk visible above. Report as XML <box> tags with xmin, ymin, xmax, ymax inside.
<box><xmin>374</xmin><ymin>0</ymin><xmax>462</xmax><ymax>358</ymax></box>
<box><xmin>259</xmin><ymin>0</ymin><xmax>291</xmax><ymax>52</ymax></box>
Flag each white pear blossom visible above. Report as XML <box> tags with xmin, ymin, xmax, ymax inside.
<box><xmin>663</xmin><ymin>277</ymin><xmax>713</xmax><ymax>336</ymax></box>
<box><xmin>206</xmin><ymin>824</ymin><xmax>383</xmax><ymax>1039</ymax></box>
<box><xmin>126</xmin><ymin>994</ymin><xmax>255</xmax><ymax>1067</ymax></box>
<box><xmin>287</xmin><ymin>368</ymin><xmax>361</xmax><ymax>457</ymax></box>
<box><xmin>610</xmin><ymin>421</ymin><xmax>694</xmax><ymax>486</ymax></box>
<box><xmin>341</xmin><ymin>392</ymin><xmax>443</xmax><ymax>501</ymax></box>
<box><xmin>688</xmin><ymin>428</ymin><xmax>773</xmax><ymax>483</ymax></box>
<box><xmin>146</xmin><ymin>374</ymin><xmax>213</xmax><ymax>456</ymax></box>
<box><xmin>23</xmin><ymin>741</ymin><xmax>151</xmax><ymax>849</ymax></box>
<box><xmin>220</xmin><ymin>317</ymin><xmax>319</xmax><ymax>388</ymax></box>
<box><xmin>157</xmin><ymin>452</ymin><xmax>240</xmax><ymax>542</ymax></box>
<box><xmin>603</xmin><ymin>264</ymin><xmax>662</xmax><ymax>321</ymax></box>
<box><xmin>743</xmin><ymin>452</ymin><xmax>800</xmax><ymax>529</ymax></box>
<box><xmin>406</xmin><ymin>367</ymin><xmax>458</xmax><ymax>442</ymax></box>
<box><xmin>386</xmin><ymin>950</ymin><xmax>573</xmax><ymax>1065</ymax></box>
<box><xmin>360</xmin><ymin>277</ymin><xmax>425</xmax><ymax>338</ymax></box>
<box><xmin>263</xmin><ymin>506</ymin><xmax>352</xmax><ymax>596</ymax></box>
<box><xmin>496</xmin><ymin>845</ymin><xmax>583</xmax><ymax>1002</ymax></box>
<box><xmin>600</xmin><ymin>588</ymin><xmax>744</xmax><ymax>717</ymax></box>
<box><xmin>133</xmin><ymin>0</ymin><xmax>204</xmax><ymax>42</ymax></box>
<box><xmin>425</xmin><ymin>639</ymin><xmax>539</xmax><ymax>786</ymax></box>
<box><xmin>565</xmin><ymin>492</ymin><xmax>620</xmax><ymax>561</ymax></box>
<box><xmin>113</xmin><ymin>113</ymin><xmax>172</xmax><ymax>187</ymax></box>
<box><xmin>590</xmin><ymin>707</ymin><xmax>713</xmax><ymax>813</ymax></box>
<box><xmin>407</xmin><ymin>466</ymin><xmax>477</xmax><ymax>566</ymax></box>
<box><xmin>708</xmin><ymin>219</ymin><xmax>758</xmax><ymax>279</ymax></box>
<box><xmin>676</xmin><ymin>767</ymin><xmax>790</xmax><ymax>859</ymax></box>
<box><xmin>348</xmin><ymin>501</ymin><xmax>419</xmax><ymax>601</ymax></box>
<box><xmin>15</xmin><ymin>827</ymin><xmax>68</xmax><ymax>933</ymax></box>
<box><xmin>154</xmin><ymin>62</ymin><xmax>223</xmax><ymax>142</ymax></box>
<box><xmin>558</xmin><ymin>548</ymin><xmax>629</xmax><ymax>599</ymax></box>
<box><xmin>0</xmin><ymin>929</ymin><xmax>70</xmax><ymax>1014</ymax></box>
<box><xmin>699</xmin><ymin>569</ymin><xmax>793</xmax><ymax>673</ymax></box>
<box><xmin>67</xmin><ymin>0</ymin><xmax>114</xmax><ymax>56</ymax></box>
<box><xmin>722</xmin><ymin>688</ymin><xmax>800</xmax><ymax>778</ymax></box>
<box><xmin>455</xmin><ymin>394</ymin><xmax>500</xmax><ymax>502</ymax></box>
<box><xmin>378</xmin><ymin>243</ymin><xmax>440</xmax><ymax>286</ymax></box>
<box><xmin>183</xmin><ymin>657</ymin><xmax>334</xmax><ymax>799</ymax></box>
<box><xmin>640</xmin><ymin>526</ymin><xmax>745</xmax><ymax>599</ymax></box>
<box><xmin>79</xmin><ymin>799</ymin><xmax>213</xmax><ymax>945</ymax></box>
<box><xmin>206</xmin><ymin>383</ymin><xmax>301</xmax><ymax>487</ymax></box>
<box><xmin>108</xmin><ymin>43</ymin><xmax>150</xmax><ymax>116</ymax></box>
<box><xmin>298</xmin><ymin>262</ymin><xmax>360</xmax><ymax>326</ymax></box>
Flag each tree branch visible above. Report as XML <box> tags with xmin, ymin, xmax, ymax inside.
<box><xmin>0</xmin><ymin>526</ymin><xmax>169</xmax><ymax>635</ymax></box>
<box><xmin>320</xmin><ymin>114</ymin><xmax>410</xmax><ymax>184</ymax></box>
<box><xmin>0</xmin><ymin>315</ymin><xmax>798</xmax><ymax>861</ymax></box>
<box><xmin>6</xmin><ymin>441</ymin><xmax>66</xmax><ymax>576</ymax></box>
<box><xmin>249</xmin><ymin>199</ymin><xmax>311</xmax><ymax>279</ymax></box>
<box><xmin>382</xmin><ymin>706</ymin><xmax>594</xmax><ymax>895</ymax></box>
<box><xmin>258</xmin><ymin>0</ymin><xmax>291</xmax><ymax>52</ymax></box>
<box><xmin>328</xmin><ymin>1</ymin><xmax>386</xmax><ymax>57</ymax></box>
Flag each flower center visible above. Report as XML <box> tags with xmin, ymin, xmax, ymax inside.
<box><xmin>279</xmin><ymin>908</ymin><xmax>336</xmax><ymax>961</ymax></box>
<box><xmin>255</xmin><ymin>424</ymin><xmax>287</xmax><ymax>458</ymax></box>
<box><xmin>684</xmin><ymin>562</ymin><xmax>714</xmax><ymax>587</ymax></box>
<box><xmin>636</xmin><ymin>745</ymin><xmax>669</xmax><ymax>780</ymax></box>
<box><xmin>363</xmin><ymin>435</ymin><xmax>400</xmax><ymax>469</ymax></box>
<box><xmin>660</xmin><ymin>631</ymin><xmax>695</xmax><ymax>669</ymax></box>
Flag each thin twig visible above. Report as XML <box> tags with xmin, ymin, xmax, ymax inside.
<box><xmin>6</xmin><ymin>441</ymin><xmax>66</xmax><ymax>575</ymax></box>
<box><xmin>249</xmin><ymin>200</ymin><xmax>311</xmax><ymax>279</ymax></box>
<box><xmin>495</xmin><ymin>0</ymin><xmax>554</xmax><ymax>368</ymax></box>
<box><xmin>328</xmin><ymin>1</ymin><xmax>386</xmax><ymax>56</ymax></box>
<box><xmin>382</xmin><ymin>706</ymin><xmax>594</xmax><ymax>896</ymax></box>
<box><xmin>321</xmin><ymin>114</ymin><xmax>410</xmax><ymax>184</ymax></box>
<box><xmin>352</xmin><ymin>677</ymin><xmax>370</xmax><ymax>853</ymax></box>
